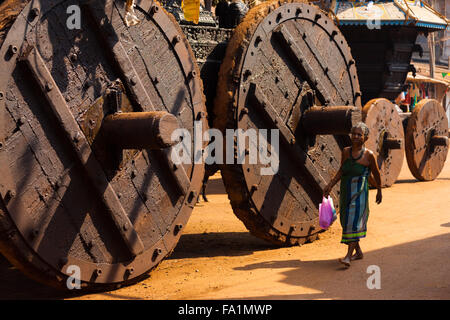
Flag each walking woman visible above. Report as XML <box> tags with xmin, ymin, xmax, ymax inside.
<box><xmin>323</xmin><ymin>122</ymin><xmax>382</xmax><ymax>268</ymax></box>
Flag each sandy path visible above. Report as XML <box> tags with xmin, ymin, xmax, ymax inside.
<box><xmin>1</xmin><ymin>157</ymin><xmax>449</xmax><ymax>300</ymax></box>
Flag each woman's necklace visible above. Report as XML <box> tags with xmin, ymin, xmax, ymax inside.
<box><xmin>351</xmin><ymin>147</ymin><xmax>365</xmax><ymax>161</ymax></box>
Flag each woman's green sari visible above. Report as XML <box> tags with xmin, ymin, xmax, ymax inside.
<box><xmin>339</xmin><ymin>148</ymin><xmax>371</xmax><ymax>243</ymax></box>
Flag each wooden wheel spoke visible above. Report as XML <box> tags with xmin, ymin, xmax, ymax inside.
<box><xmin>20</xmin><ymin>46</ymin><xmax>145</xmax><ymax>257</ymax></box>
<box><xmin>278</xmin><ymin>21</ymin><xmax>353</xmax><ymax>106</ymax></box>
<box><xmin>83</xmin><ymin>1</ymin><xmax>191</xmax><ymax>196</ymax></box>
<box><xmin>249</xmin><ymin>82</ymin><xmax>326</xmax><ymax>190</ymax></box>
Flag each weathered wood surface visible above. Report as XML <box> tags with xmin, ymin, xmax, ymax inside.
<box><xmin>214</xmin><ymin>0</ymin><xmax>361</xmax><ymax>246</ymax></box>
<box><xmin>0</xmin><ymin>0</ymin><xmax>206</xmax><ymax>290</ymax></box>
<box><xmin>0</xmin><ymin>0</ymin><xmax>29</xmax><ymax>47</ymax></box>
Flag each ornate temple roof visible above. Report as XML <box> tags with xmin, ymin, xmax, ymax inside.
<box><xmin>330</xmin><ymin>0</ymin><xmax>449</xmax><ymax>30</ymax></box>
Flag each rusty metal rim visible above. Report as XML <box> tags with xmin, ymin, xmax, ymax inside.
<box><xmin>0</xmin><ymin>0</ymin><xmax>206</xmax><ymax>286</ymax></box>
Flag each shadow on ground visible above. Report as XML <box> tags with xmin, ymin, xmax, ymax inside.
<box><xmin>167</xmin><ymin>232</ymin><xmax>281</xmax><ymax>260</ymax></box>
<box><xmin>0</xmin><ymin>252</ymin><xmax>150</xmax><ymax>300</ymax></box>
<box><xmin>396</xmin><ymin>177</ymin><xmax>450</xmax><ymax>183</ymax></box>
<box><xmin>394</xmin><ymin>178</ymin><xmax>420</xmax><ymax>184</ymax></box>
<box><xmin>230</xmin><ymin>233</ymin><xmax>450</xmax><ymax>299</ymax></box>
<box><xmin>0</xmin><ymin>230</ymin><xmax>279</xmax><ymax>299</ymax></box>
<box><xmin>0</xmin><ymin>254</ymin><xmax>80</xmax><ymax>300</ymax></box>
<box><xmin>2</xmin><ymin>231</ymin><xmax>449</xmax><ymax>300</ymax></box>
<box><xmin>204</xmin><ymin>177</ymin><xmax>227</xmax><ymax>195</ymax></box>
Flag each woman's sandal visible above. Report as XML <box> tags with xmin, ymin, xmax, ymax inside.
<box><xmin>338</xmin><ymin>258</ymin><xmax>351</xmax><ymax>268</ymax></box>
<box><xmin>351</xmin><ymin>253</ymin><xmax>364</xmax><ymax>261</ymax></box>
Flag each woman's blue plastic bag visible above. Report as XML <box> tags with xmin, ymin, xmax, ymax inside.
<box><xmin>319</xmin><ymin>196</ymin><xmax>337</xmax><ymax>230</ymax></box>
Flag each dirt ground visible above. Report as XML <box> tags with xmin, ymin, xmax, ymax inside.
<box><xmin>1</xmin><ymin>156</ymin><xmax>449</xmax><ymax>300</ymax></box>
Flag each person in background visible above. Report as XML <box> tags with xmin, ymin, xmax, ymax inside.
<box><xmin>228</xmin><ymin>0</ymin><xmax>249</xmax><ymax>27</ymax></box>
<box><xmin>215</xmin><ymin>0</ymin><xmax>230</xmax><ymax>28</ymax></box>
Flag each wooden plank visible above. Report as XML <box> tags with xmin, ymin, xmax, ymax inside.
<box><xmin>274</xmin><ymin>23</ymin><xmax>349</xmax><ymax>105</ymax></box>
<box><xmin>83</xmin><ymin>0</ymin><xmax>191</xmax><ymax>196</ymax></box>
<box><xmin>249</xmin><ymin>82</ymin><xmax>326</xmax><ymax>190</ymax></box>
<box><xmin>20</xmin><ymin>46</ymin><xmax>145</xmax><ymax>257</ymax></box>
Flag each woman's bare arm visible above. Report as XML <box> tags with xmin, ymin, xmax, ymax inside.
<box><xmin>368</xmin><ymin>151</ymin><xmax>382</xmax><ymax>204</ymax></box>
